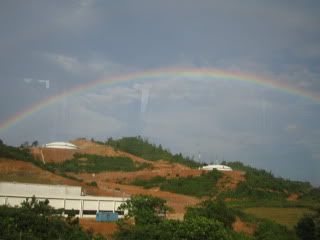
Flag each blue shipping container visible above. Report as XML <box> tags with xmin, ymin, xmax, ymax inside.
<box><xmin>96</xmin><ymin>212</ymin><xmax>119</xmax><ymax>222</ymax></box>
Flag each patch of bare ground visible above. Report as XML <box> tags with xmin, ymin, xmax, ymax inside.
<box><xmin>105</xmin><ymin>182</ymin><xmax>199</xmax><ymax>214</ymax></box>
<box><xmin>216</xmin><ymin>170</ymin><xmax>245</xmax><ymax>190</ymax></box>
<box><xmin>287</xmin><ymin>193</ymin><xmax>299</xmax><ymax>201</ymax></box>
<box><xmin>79</xmin><ymin>218</ymin><xmax>117</xmax><ymax>238</ymax></box>
<box><xmin>72</xmin><ymin>139</ymin><xmax>152</xmax><ymax>164</ymax></box>
<box><xmin>32</xmin><ymin>148</ymin><xmax>77</xmax><ymax>163</ymax></box>
<box><xmin>232</xmin><ymin>217</ymin><xmax>255</xmax><ymax>236</ymax></box>
<box><xmin>0</xmin><ymin>158</ymin><xmax>79</xmax><ymax>185</ymax></box>
<box><xmin>76</xmin><ymin>166</ymin><xmax>204</xmax><ymax>185</ymax></box>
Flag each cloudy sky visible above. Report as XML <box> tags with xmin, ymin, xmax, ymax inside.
<box><xmin>1</xmin><ymin>0</ymin><xmax>320</xmax><ymax>185</ymax></box>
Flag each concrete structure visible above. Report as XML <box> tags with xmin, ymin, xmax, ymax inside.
<box><xmin>43</xmin><ymin>142</ymin><xmax>78</xmax><ymax>150</ymax></box>
<box><xmin>200</xmin><ymin>164</ymin><xmax>233</xmax><ymax>171</ymax></box>
<box><xmin>0</xmin><ymin>182</ymin><xmax>128</xmax><ymax>218</ymax></box>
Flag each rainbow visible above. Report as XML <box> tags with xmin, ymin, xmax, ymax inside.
<box><xmin>0</xmin><ymin>67</ymin><xmax>319</xmax><ymax>132</ymax></box>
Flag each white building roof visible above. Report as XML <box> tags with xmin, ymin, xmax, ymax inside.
<box><xmin>43</xmin><ymin>142</ymin><xmax>78</xmax><ymax>150</ymax></box>
<box><xmin>201</xmin><ymin>164</ymin><xmax>233</xmax><ymax>171</ymax></box>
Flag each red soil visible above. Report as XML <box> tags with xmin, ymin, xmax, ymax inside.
<box><xmin>233</xmin><ymin>217</ymin><xmax>255</xmax><ymax>235</ymax></box>
<box><xmin>217</xmin><ymin>170</ymin><xmax>245</xmax><ymax>190</ymax></box>
<box><xmin>0</xmin><ymin>158</ymin><xmax>78</xmax><ymax>185</ymax></box>
<box><xmin>79</xmin><ymin>218</ymin><xmax>118</xmax><ymax>238</ymax></box>
<box><xmin>287</xmin><ymin>193</ymin><xmax>299</xmax><ymax>201</ymax></box>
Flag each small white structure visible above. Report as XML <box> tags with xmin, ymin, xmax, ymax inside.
<box><xmin>200</xmin><ymin>164</ymin><xmax>233</xmax><ymax>171</ymax></box>
<box><xmin>0</xmin><ymin>182</ymin><xmax>128</xmax><ymax>218</ymax></box>
<box><xmin>43</xmin><ymin>142</ymin><xmax>78</xmax><ymax>150</ymax></box>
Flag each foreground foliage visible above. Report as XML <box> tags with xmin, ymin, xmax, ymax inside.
<box><xmin>295</xmin><ymin>208</ymin><xmax>320</xmax><ymax>240</ymax></box>
<box><xmin>115</xmin><ymin>195</ymin><xmax>240</xmax><ymax>240</ymax></box>
<box><xmin>185</xmin><ymin>199</ymin><xmax>236</xmax><ymax>228</ymax></box>
<box><xmin>0</xmin><ymin>197</ymin><xmax>104</xmax><ymax>240</ymax></box>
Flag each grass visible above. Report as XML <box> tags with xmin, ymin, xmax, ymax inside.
<box><xmin>243</xmin><ymin>207</ymin><xmax>313</xmax><ymax>229</ymax></box>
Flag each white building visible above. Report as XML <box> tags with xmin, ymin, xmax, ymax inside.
<box><xmin>0</xmin><ymin>182</ymin><xmax>128</xmax><ymax>218</ymax></box>
<box><xmin>43</xmin><ymin>142</ymin><xmax>78</xmax><ymax>150</ymax></box>
<box><xmin>200</xmin><ymin>164</ymin><xmax>233</xmax><ymax>171</ymax></box>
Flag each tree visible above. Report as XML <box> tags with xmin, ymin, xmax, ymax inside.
<box><xmin>0</xmin><ymin>197</ymin><xmax>101</xmax><ymax>239</ymax></box>
<box><xmin>31</xmin><ymin>140</ymin><xmax>39</xmax><ymax>147</ymax></box>
<box><xmin>119</xmin><ymin>194</ymin><xmax>171</xmax><ymax>225</ymax></box>
<box><xmin>20</xmin><ymin>141</ymin><xmax>29</xmax><ymax>148</ymax></box>
<box><xmin>114</xmin><ymin>216</ymin><xmax>233</xmax><ymax>240</ymax></box>
<box><xmin>185</xmin><ymin>199</ymin><xmax>236</xmax><ymax>228</ymax></box>
<box><xmin>255</xmin><ymin>220</ymin><xmax>297</xmax><ymax>240</ymax></box>
<box><xmin>295</xmin><ymin>208</ymin><xmax>320</xmax><ymax>240</ymax></box>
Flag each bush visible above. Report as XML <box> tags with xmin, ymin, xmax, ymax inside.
<box><xmin>295</xmin><ymin>208</ymin><xmax>320</xmax><ymax>240</ymax></box>
<box><xmin>254</xmin><ymin>220</ymin><xmax>298</xmax><ymax>240</ymax></box>
<box><xmin>115</xmin><ymin>195</ymin><xmax>234</xmax><ymax>240</ymax></box>
<box><xmin>0</xmin><ymin>197</ymin><xmax>103</xmax><ymax>240</ymax></box>
<box><xmin>185</xmin><ymin>199</ymin><xmax>236</xmax><ymax>228</ymax></box>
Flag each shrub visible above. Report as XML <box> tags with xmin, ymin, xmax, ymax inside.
<box><xmin>254</xmin><ymin>220</ymin><xmax>298</xmax><ymax>240</ymax></box>
<box><xmin>185</xmin><ymin>199</ymin><xmax>236</xmax><ymax>228</ymax></box>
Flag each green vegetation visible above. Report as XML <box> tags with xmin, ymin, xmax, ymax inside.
<box><xmin>115</xmin><ymin>195</ymin><xmax>246</xmax><ymax>240</ymax></box>
<box><xmin>131</xmin><ymin>170</ymin><xmax>223</xmax><ymax>197</ymax></box>
<box><xmin>116</xmin><ymin>195</ymin><xmax>300</xmax><ymax>240</ymax></box>
<box><xmin>131</xmin><ymin>176</ymin><xmax>167</xmax><ymax>189</ymax></box>
<box><xmin>295</xmin><ymin>208</ymin><xmax>320</xmax><ymax>240</ymax></box>
<box><xmin>221</xmin><ymin>162</ymin><xmax>312</xmax><ymax>201</ymax></box>
<box><xmin>0</xmin><ymin>197</ymin><xmax>104</xmax><ymax>240</ymax></box>
<box><xmin>185</xmin><ymin>199</ymin><xmax>236</xmax><ymax>228</ymax></box>
<box><xmin>105</xmin><ymin>136</ymin><xmax>201</xmax><ymax>168</ymax></box>
<box><xmin>243</xmin><ymin>208</ymin><xmax>313</xmax><ymax>230</ymax></box>
<box><xmin>300</xmin><ymin>187</ymin><xmax>320</xmax><ymax>202</ymax></box>
<box><xmin>46</xmin><ymin>153</ymin><xmax>151</xmax><ymax>173</ymax></box>
<box><xmin>0</xmin><ymin>139</ymin><xmax>36</xmax><ymax>163</ymax></box>
<box><xmin>254</xmin><ymin>220</ymin><xmax>298</xmax><ymax>240</ymax></box>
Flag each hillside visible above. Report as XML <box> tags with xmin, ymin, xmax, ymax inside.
<box><xmin>0</xmin><ymin>138</ymin><xmax>319</xmax><ymax>238</ymax></box>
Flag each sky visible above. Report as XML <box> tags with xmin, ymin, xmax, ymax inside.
<box><xmin>0</xmin><ymin>0</ymin><xmax>320</xmax><ymax>185</ymax></box>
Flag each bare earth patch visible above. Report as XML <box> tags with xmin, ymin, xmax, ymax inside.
<box><xmin>79</xmin><ymin>218</ymin><xmax>118</xmax><ymax>238</ymax></box>
<box><xmin>232</xmin><ymin>217</ymin><xmax>255</xmax><ymax>235</ymax></box>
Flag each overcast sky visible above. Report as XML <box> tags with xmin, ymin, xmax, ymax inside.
<box><xmin>0</xmin><ymin>0</ymin><xmax>320</xmax><ymax>185</ymax></box>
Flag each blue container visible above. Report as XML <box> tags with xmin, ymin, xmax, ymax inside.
<box><xmin>96</xmin><ymin>212</ymin><xmax>119</xmax><ymax>222</ymax></box>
